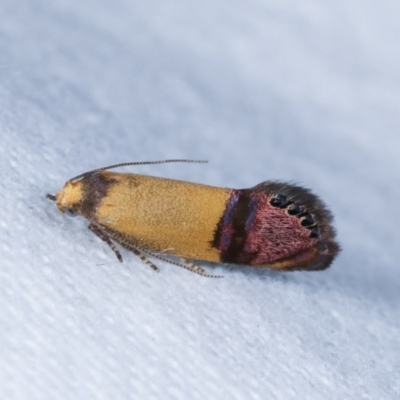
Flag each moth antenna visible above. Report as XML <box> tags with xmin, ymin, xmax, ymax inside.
<box><xmin>68</xmin><ymin>159</ymin><xmax>208</xmax><ymax>182</ymax></box>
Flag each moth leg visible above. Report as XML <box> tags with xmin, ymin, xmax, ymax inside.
<box><xmin>88</xmin><ymin>223</ymin><xmax>123</xmax><ymax>262</ymax></box>
<box><xmin>118</xmin><ymin>241</ymin><xmax>160</xmax><ymax>272</ymax></box>
<box><xmin>135</xmin><ymin>250</ymin><xmax>222</xmax><ymax>278</ymax></box>
<box><xmin>121</xmin><ymin>244</ymin><xmax>221</xmax><ymax>277</ymax></box>
<box><xmin>135</xmin><ymin>249</ymin><xmax>199</xmax><ymax>274</ymax></box>
<box><xmin>179</xmin><ymin>257</ymin><xmax>223</xmax><ymax>278</ymax></box>
<box><xmin>91</xmin><ymin>225</ymin><xmax>221</xmax><ymax>277</ymax></box>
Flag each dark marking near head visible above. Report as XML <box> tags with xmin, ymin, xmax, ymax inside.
<box><xmin>80</xmin><ymin>172</ymin><xmax>117</xmax><ymax>219</ymax></box>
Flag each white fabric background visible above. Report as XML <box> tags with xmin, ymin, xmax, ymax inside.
<box><xmin>1</xmin><ymin>1</ymin><xmax>399</xmax><ymax>399</ymax></box>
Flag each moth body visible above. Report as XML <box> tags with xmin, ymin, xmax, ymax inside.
<box><xmin>48</xmin><ymin>160</ymin><xmax>340</xmax><ymax>276</ymax></box>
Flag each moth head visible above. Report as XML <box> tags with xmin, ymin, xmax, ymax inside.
<box><xmin>47</xmin><ymin>179</ymin><xmax>84</xmax><ymax>214</ymax></box>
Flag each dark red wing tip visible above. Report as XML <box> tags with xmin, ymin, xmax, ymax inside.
<box><xmin>303</xmin><ymin>239</ymin><xmax>341</xmax><ymax>271</ymax></box>
<box><xmin>253</xmin><ymin>180</ymin><xmax>341</xmax><ymax>268</ymax></box>
<box><xmin>254</xmin><ymin>180</ymin><xmax>332</xmax><ymax>214</ymax></box>
<box><xmin>266</xmin><ymin>239</ymin><xmax>341</xmax><ymax>271</ymax></box>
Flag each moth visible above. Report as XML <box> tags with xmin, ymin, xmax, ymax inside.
<box><xmin>47</xmin><ymin>160</ymin><xmax>340</xmax><ymax>277</ymax></box>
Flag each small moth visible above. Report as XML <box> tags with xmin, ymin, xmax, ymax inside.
<box><xmin>47</xmin><ymin>160</ymin><xmax>340</xmax><ymax>277</ymax></box>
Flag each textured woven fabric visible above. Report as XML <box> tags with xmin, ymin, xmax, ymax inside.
<box><xmin>1</xmin><ymin>1</ymin><xmax>399</xmax><ymax>399</ymax></box>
